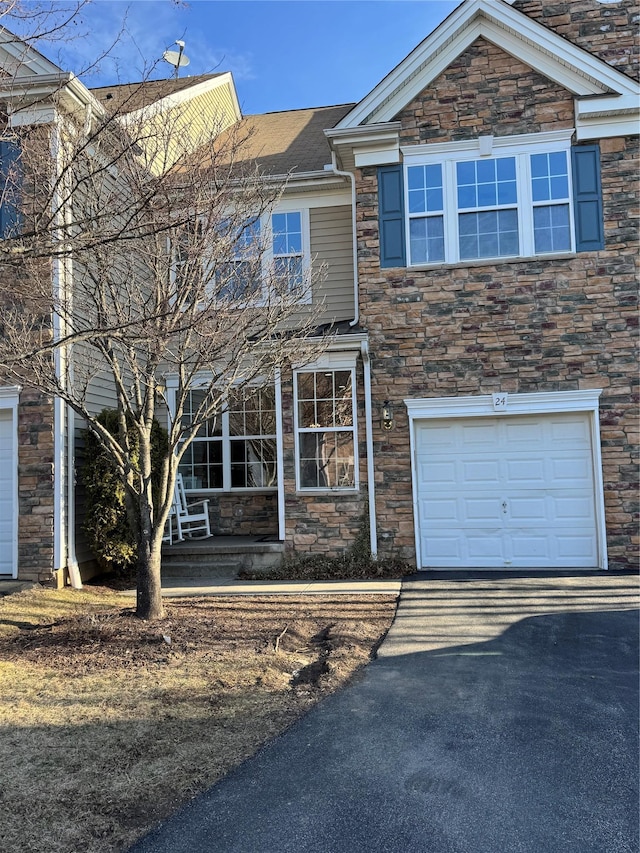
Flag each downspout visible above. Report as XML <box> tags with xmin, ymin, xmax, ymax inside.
<box><xmin>328</xmin><ymin>156</ymin><xmax>375</xmax><ymax>555</ymax></box>
<box><xmin>360</xmin><ymin>341</ymin><xmax>378</xmax><ymax>560</ymax></box>
<box><xmin>329</xmin><ymin>152</ymin><xmax>359</xmax><ymax>327</ymax></box>
<box><xmin>52</xmin><ymin>115</ymin><xmax>82</xmax><ymax>588</ymax></box>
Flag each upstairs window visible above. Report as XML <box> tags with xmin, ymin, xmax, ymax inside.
<box><xmin>272</xmin><ymin>211</ymin><xmax>304</xmax><ymax>293</ymax></box>
<box><xmin>379</xmin><ymin>131</ymin><xmax>604</xmax><ymax>268</ymax></box>
<box><xmin>211</xmin><ymin>209</ymin><xmax>309</xmax><ymax>303</ymax></box>
<box><xmin>217</xmin><ymin>218</ymin><xmax>262</xmax><ymax>301</ymax></box>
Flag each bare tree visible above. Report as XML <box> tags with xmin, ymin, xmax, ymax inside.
<box><xmin>0</xmin><ymin>88</ymin><xmax>326</xmax><ymax>620</ymax></box>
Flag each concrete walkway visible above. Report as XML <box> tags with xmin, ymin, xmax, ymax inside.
<box><xmin>121</xmin><ymin>577</ymin><xmax>402</xmax><ymax>597</ymax></box>
<box><xmin>129</xmin><ymin>571</ymin><xmax>639</xmax><ymax>853</ymax></box>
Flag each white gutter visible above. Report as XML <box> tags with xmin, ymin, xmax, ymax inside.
<box><xmin>360</xmin><ymin>341</ymin><xmax>378</xmax><ymax>560</ymax></box>
<box><xmin>329</xmin><ymin>152</ymin><xmax>359</xmax><ymax>327</ymax></box>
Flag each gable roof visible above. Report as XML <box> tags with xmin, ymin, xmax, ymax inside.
<box><xmin>334</xmin><ymin>0</ymin><xmax>639</xmax><ymax>139</ymax></box>
<box><xmin>216</xmin><ymin>104</ymin><xmax>354</xmax><ymax>175</ymax></box>
<box><xmin>90</xmin><ymin>74</ymin><xmax>225</xmax><ymax>114</ymax></box>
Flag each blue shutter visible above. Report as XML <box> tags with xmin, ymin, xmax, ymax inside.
<box><xmin>572</xmin><ymin>145</ymin><xmax>604</xmax><ymax>252</ymax></box>
<box><xmin>378</xmin><ymin>165</ymin><xmax>406</xmax><ymax>268</ymax></box>
<box><xmin>0</xmin><ymin>139</ymin><xmax>22</xmax><ymax>239</ymax></box>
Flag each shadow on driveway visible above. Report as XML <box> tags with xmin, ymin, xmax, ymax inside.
<box><xmin>130</xmin><ymin>591</ymin><xmax>638</xmax><ymax>853</ymax></box>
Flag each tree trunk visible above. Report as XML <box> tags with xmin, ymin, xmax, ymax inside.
<box><xmin>136</xmin><ymin>539</ymin><xmax>164</xmax><ymax>620</ymax></box>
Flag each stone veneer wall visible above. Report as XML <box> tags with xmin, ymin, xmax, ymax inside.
<box><xmin>513</xmin><ymin>0</ymin><xmax>639</xmax><ymax>81</ymax></box>
<box><xmin>280</xmin><ymin>371</ymin><xmax>367</xmax><ymax>557</ymax></box>
<box><xmin>17</xmin><ymin>388</ymin><xmax>56</xmax><ymax>582</ymax></box>
<box><xmin>206</xmin><ymin>492</ymin><xmax>278</xmax><ymax>537</ymax></box>
<box><xmin>355</xmin><ymin>39</ymin><xmax>639</xmax><ymax>569</ymax></box>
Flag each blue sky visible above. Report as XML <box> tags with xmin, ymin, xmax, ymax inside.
<box><xmin>38</xmin><ymin>1</ymin><xmax>460</xmax><ymax>114</ymax></box>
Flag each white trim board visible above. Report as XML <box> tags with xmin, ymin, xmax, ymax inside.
<box><xmin>0</xmin><ymin>387</ymin><xmax>20</xmax><ymax>578</ymax></box>
<box><xmin>335</xmin><ymin>0</ymin><xmax>639</xmax><ymax>136</ymax></box>
<box><xmin>404</xmin><ymin>390</ymin><xmax>608</xmax><ymax>571</ymax></box>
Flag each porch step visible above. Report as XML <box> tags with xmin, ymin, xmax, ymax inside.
<box><xmin>161</xmin><ymin>536</ymin><xmax>284</xmax><ymax>578</ymax></box>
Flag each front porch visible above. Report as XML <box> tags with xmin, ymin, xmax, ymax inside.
<box><xmin>161</xmin><ymin>535</ymin><xmax>284</xmax><ymax>579</ymax></box>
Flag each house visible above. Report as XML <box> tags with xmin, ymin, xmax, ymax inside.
<box><xmin>0</xmin><ymin>0</ymin><xmax>637</xmax><ymax>584</ymax></box>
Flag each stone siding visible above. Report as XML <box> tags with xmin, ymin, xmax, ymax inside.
<box><xmin>206</xmin><ymin>492</ymin><xmax>278</xmax><ymax>537</ymax></box>
<box><xmin>17</xmin><ymin>387</ymin><xmax>56</xmax><ymax>582</ymax></box>
<box><xmin>514</xmin><ymin>0</ymin><xmax>639</xmax><ymax>81</ymax></box>
<box><xmin>396</xmin><ymin>39</ymin><xmax>575</xmax><ymax>143</ymax></box>
<box><xmin>280</xmin><ymin>371</ymin><xmax>367</xmax><ymax>557</ymax></box>
<box><xmin>355</xmin><ymin>43</ymin><xmax>639</xmax><ymax>570</ymax></box>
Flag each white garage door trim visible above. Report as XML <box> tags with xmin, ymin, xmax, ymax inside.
<box><xmin>405</xmin><ymin>390</ymin><xmax>607</xmax><ymax>570</ymax></box>
<box><xmin>0</xmin><ymin>386</ymin><xmax>20</xmax><ymax>579</ymax></box>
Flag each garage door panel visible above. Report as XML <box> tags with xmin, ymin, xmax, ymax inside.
<box><xmin>460</xmin><ymin>422</ymin><xmax>499</xmax><ymax>447</ymax></box>
<box><xmin>419</xmin><ymin>460</ymin><xmax>457</xmax><ymax>484</ymax></box>
<box><xmin>550</xmin><ymin>417</ymin><xmax>591</xmax><ymax>444</ymax></box>
<box><xmin>420</xmin><ymin>497</ymin><xmax>458</xmax><ymax>521</ymax></box>
<box><xmin>555</xmin><ymin>495</ymin><xmax>594</xmax><ymax>522</ymax></box>
<box><xmin>466</xmin><ymin>534</ymin><xmax>506</xmax><ymax>560</ymax></box>
<box><xmin>415</xmin><ymin>412</ymin><xmax>598</xmax><ymax>570</ymax></box>
<box><xmin>462</xmin><ymin>459</ymin><xmax>500</xmax><ymax>484</ymax></box>
<box><xmin>423</xmin><ymin>535</ymin><xmax>463</xmax><ymax>560</ymax></box>
<box><xmin>557</xmin><ymin>536</ymin><xmax>597</xmax><ymax>559</ymax></box>
<box><xmin>416</xmin><ymin>424</ymin><xmax>456</xmax><ymax>450</ymax></box>
<box><xmin>463</xmin><ymin>496</ymin><xmax>503</xmax><ymax>521</ymax></box>
<box><xmin>551</xmin><ymin>454</ymin><xmax>592</xmax><ymax>485</ymax></box>
<box><xmin>511</xmin><ymin>535</ymin><xmax>550</xmax><ymax>559</ymax></box>
<box><xmin>508</xmin><ymin>496</ymin><xmax>547</xmax><ymax>521</ymax></box>
<box><xmin>504</xmin><ymin>420</ymin><xmax>546</xmax><ymax>446</ymax></box>
<box><xmin>505</xmin><ymin>457</ymin><xmax>547</xmax><ymax>484</ymax></box>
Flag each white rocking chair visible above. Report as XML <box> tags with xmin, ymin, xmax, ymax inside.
<box><xmin>163</xmin><ymin>474</ymin><xmax>212</xmax><ymax>544</ymax></box>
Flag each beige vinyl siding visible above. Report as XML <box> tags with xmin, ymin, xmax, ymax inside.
<box><xmin>310</xmin><ymin>205</ymin><xmax>355</xmax><ymax>324</ymax></box>
<box><xmin>138</xmin><ymin>82</ymin><xmax>238</xmax><ymax>174</ymax></box>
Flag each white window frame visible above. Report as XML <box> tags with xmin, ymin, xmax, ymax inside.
<box><xmin>402</xmin><ymin>129</ymin><xmax>576</xmax><ymax>266</ymax></box>
<box><xmin>293</xmin><ymin>352</ymin><xmax>359</xmax><ymax>493</ymax></box>
<box><xmin>169</xmin><ymin>206</ymin><xmax>312</xmax><ymax>308</ymax></box>
<box><xmin>218</xmin><ymin>205</ymin><xmax>311</xmax><ymax>307</ymax></box>
<box><xmin>266</xmin><ymin>202</ymin><xmax>312</xmax><ymax>305</ymax></box>
<box><xmin>167</xmin><ymin>380</ymin><xmax>278</xmax><ymax>494</ymax></box>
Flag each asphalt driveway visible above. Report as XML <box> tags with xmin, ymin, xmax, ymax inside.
<box><xmin>130</xmin><ymin>572</ymin><xmax>639</xmax><ymax>853</ymax></box>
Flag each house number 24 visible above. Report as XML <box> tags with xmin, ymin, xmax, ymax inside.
<box><xmin>492</xmin><ymin>393</ymin><xmax>509</xmax><ymax>411</ymax></box>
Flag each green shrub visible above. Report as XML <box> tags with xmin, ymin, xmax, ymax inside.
<box><xmin>81</xmin><ymin>409</ymin><xmax>168</xmax><ymax>573</ymax></box>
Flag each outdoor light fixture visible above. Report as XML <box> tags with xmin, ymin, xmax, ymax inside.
<box><xmin>381</xmin><ymin>400</ymin><xmax>394</xmax><ymax>431</ymax></box>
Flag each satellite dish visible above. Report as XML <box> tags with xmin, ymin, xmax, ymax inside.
<box><xmin>163</xmin><ymin>40</ymin><xmax>190</xmax><ymax>77</ymax></box>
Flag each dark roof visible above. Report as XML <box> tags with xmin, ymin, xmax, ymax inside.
<box><xmin>221</xmin><ymin>103</ymin><xmax>355</xmax><ymax>174</ymax></box>
<box><xmin>89</xmin><ymin>74</ymin><xmax>224</xmax><ymax>113</ymax></box>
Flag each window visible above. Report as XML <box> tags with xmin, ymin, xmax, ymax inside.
<box><xmin>178</xmin><ymin>386</ymin><xmax>276</xmax><ymax>491</ymax></box>
<box><xmin>272</xmin><ymin>211</ymin><xmax>304</xmax><ymax>293</ymax></box>
<box><xmin>217</xmin><ymin>209</ymin><xmax>309</xmax><ymax>302</ymax></box>
<box><xmin>294</xmin><ymin>367</ymin><xmax>357</xmax><ymax>491</ymax></box>
<box><xmin>217</xmin><ymin>218</ymin><xmax>262</xmax><ymax>300</ymax></box>
<box><xmin>400</xmin><ymin>131</ymin><xmax>580</xmax><ymax>266</ymax></box>
<box><xmin>0</xmin><ymin>139</ymin><xmax>21</xmax><ymax>239</ymax></box>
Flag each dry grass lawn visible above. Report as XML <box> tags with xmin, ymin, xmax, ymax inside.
<box><xmin>0</xmin><ymin>586</ymin><xmax>396</xmax><ymax>853</ymax></box>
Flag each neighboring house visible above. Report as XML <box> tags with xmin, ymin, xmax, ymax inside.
<box><xmin>1</xmin><ymin>0</ymin><xmax>638</xmax><ymax>584</ymax></box>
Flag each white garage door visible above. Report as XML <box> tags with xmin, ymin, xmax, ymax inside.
<box><xmin>0</xmin><ymin>408</ymin><xmax>16</xmax><ymax>576</ymax></box>
<box><xmin>416</xmin><ymin>413</ymin><xmax>598</xmax><ymax>569</ymax></box>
